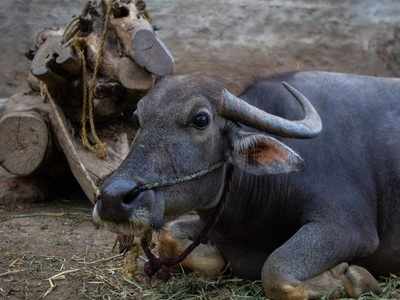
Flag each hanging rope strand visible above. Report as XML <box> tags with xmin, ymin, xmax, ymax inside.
<box><xmin>65</xmin><ymin>0</ymin><xmax>113</xmax><ymax>159</ymax></box>
<box><xmin>75</xmin><ymin>43</ymin><xmax>98</xmax><ymax>154</ymax></box>
<box><xmin>85</xmin><ymin>0</ymin><xmax>113</xmax><ymax>159</ymax></box>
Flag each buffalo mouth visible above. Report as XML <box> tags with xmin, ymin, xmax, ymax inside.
<box><xmin>92</xmin><ymin>205</ymin><xmax>152</xmax><ymax>237</ymax></box>
<box><xmin>92</xmin><ymin>190</ymin><xmax>165</xmax><ymax>238</ymax></box>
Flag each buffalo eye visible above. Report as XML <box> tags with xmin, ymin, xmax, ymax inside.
<box><xmin>191</xmin><ymin>111</ymin><xmax>210</xmax><ymax>129</ymax></box>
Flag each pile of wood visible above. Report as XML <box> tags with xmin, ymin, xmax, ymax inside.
<box><xmin>0</xmin><ymin>0</ymin><xmax>174</xmax><ymax>204</ymax></box>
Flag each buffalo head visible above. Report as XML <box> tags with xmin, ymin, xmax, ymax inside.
<box><xmin>93</xmin><ymin>75</ymin><xmax>322</xmax><ymax>234</ymax></box>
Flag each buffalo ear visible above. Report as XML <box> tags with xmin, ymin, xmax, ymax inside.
<box><xmin>228</xmin><ymin>131</ymin><xmax>304</xmax><ymax>175</ymax></box>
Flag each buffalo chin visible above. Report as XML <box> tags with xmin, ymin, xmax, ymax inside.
<box><xmin>92</xmin><ymin>206</ymin><xmax>149</xmax><ymax>237</ymax></box>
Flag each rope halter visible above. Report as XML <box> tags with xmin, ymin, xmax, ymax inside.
<box><xmin>126</xmin><ymin>161</ymin><xmax>225</xmax><ymax>198</ymax></box>
<box><xmin>135</xmin><ymin>161</ymin><xmax>232</xmax><ymax>280</ymax></box>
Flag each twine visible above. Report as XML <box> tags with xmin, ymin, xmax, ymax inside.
<box><xmin>65</xmin><ymin>1</ymin><xmax>114</xmax><ymax>159</ymax></box>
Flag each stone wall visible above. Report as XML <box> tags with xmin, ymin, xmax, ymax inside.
<box><xmin>1</xmin><ymin>0</ymin><xmax>400</xmax><ymax>97</ymax></box>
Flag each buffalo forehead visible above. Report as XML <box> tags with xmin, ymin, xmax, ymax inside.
<box><xmin>139</xmin><ymin>75</ymin><xmax>224</xmax><ymax>118</ymax></box>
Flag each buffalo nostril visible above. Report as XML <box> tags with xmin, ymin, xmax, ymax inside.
<box><xmin>98</xmin><ymin>178</ymin><xmax>141</xmax><ymax>221</ymax></box>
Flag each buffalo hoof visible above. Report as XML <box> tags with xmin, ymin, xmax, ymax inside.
<box><xmin>263</xmin><ymin>263</ymin><xmax>381</xmax><ymax>300</ymax></box>
<box><xmin>341</xmin><ymin>265</ymin><xmax>381</xmax><ymax>298</ymax></box>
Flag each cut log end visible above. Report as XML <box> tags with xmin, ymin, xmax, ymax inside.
<box><xmin>0</xmin><ymin>111</ymin><xmax>49</xmax><ymax>176</ymax></box>
<box><xmin>133</xmin><ymin>29</ymin><xmax>175</xmax><ymax>76</ymax></box>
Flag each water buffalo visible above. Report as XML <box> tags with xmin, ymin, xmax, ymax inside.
<box><xmin>93</xmin><ymin>71</ymin><xmax>400</xmax><ymax>299</ymax></box>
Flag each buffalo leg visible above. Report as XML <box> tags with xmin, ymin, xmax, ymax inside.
<box><xmin>261</xmin><ymin>222</ymin><xmax>380</xmax><ymax>299</ymax></box>
<box><xmin>157</xmin><ymin>215</ymin><xmax>226</xmax><ymax>277</ymax></box>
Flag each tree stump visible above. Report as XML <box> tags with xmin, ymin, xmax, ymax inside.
<box><xmin>0</xmin><ymin>111</ymin><xmax>49</xmax><ymax>176</ymax></box>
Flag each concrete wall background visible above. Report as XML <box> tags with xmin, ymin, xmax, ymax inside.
<box><xmin>1</xmin><ymin>0</ymin><xmax>400</xmax><ymax>97</ymax></box>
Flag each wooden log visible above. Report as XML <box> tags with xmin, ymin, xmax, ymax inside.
<box><xmin>55</xmin><ymin>42</ymin><xmax>82</xmax><ymax>76</ymax></box>
<box><xmin>47</xmin><ymin>90</ymin><xmax>100</xmax><ymax>203</ymax></box>
<box><xmin>109</xmin><ymin>0</ymin><xmax>144</xmax><ymax>59</ymax></box>
<box><xmin>0</xmin><ymin>111</ymin><xmax>49</xmax><ymax>176</ymax></box>
<box><xmin>34</xmin><ymin>28</ymin><xmax>64</xmax><ymax>50</ymax></box>
<box><xmin>11</xmin><ymin>0</ymin><xmax>175</xmax><ymax>205</ymax></box>
<box><xmin>85</xmin><ymin>33</ymin><xmax>153</xmax><ymax>91</ymax></box>
<box><xmin>4</xmin><ymin>92</ymin><xmax>50</xmax><ymax>115</ymax></box>
<box><xmin>132</xmin><ymin>26</ymin><xmax>175</xmax><ymax>76</ymax></box>
<box><xmin>30</xmin><ymin>35</ymin><xmax>67</xmax><ymax>88</ymax></box>
<box><xmin>94</xmin><ymin>97</ymin><xmax>124</xmax><ymax>119</ymax></box>
<box><xmin>93</xmin><ymin>80</ymin><xmax>132</xmax><ymax>121</ymax></box>
<box><xmin>0</xmin><ymin>93</ymin><xmax>53</xmax><ymax>177</ymax></box>
<box><xmin>46</xmin><ymin>89</ymin><xmax>133</xmax><ymax>203</ymax></box>
<box><xmin>109</xmin><ymin>0</ymin><xmax>174</xmax><ymax>76</ymax></box>
<box><xmin>27</xmin><ymin>73</ymin><xmax>41</xmax><ymax>92</ymax></box>
<box><xmin>85</xmin><ymin>33</ymin><xmax>120</xmax><ymax>81</ymax></box>
<box><xmin>30</xmin><ymin>30</ymin><xmax>81</xmax><ymax>94</ymax></box>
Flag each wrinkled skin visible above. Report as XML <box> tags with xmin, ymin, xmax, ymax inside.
<box><xmin>94</xmin><ymin>71</ymin><xmax>400</xmax><ymax>299</ymax></box>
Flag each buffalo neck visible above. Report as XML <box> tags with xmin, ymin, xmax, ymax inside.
<box><xmin>201</xmin><ymin>167</ymin><xmax>304</xmax><ymax>247</ymax></box>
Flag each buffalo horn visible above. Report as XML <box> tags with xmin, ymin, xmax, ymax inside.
<box><xmin>219</xmin><ymin>82</ymin><xmax>322</xmax><ymax>139</ymax></box>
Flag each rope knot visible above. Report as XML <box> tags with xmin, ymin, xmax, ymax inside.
<box><xmin>143</xmin><ymin>257</ymin><xmax>172</xmax><ymax>281</ymax></box>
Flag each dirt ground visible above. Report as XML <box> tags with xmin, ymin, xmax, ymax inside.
<box><xmin>0</xmin><ymin>195</ymin><xmax>117</xmax><ymax>299</ymax></box>
<box><xmin>0</xmin><ymin>162</ymin><xmax>265</xmax><ymax>300</ymax></box>
<box><xmin>0</xmin><ymin>190</ymin><xmax>266</xmax><ymax>300</ymax></box>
